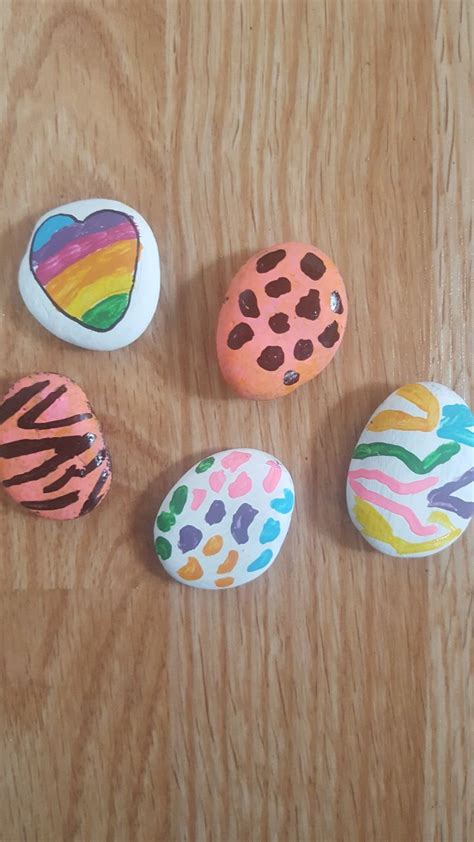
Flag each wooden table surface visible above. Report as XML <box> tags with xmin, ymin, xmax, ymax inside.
<box><xmin>0</xmin><ymin>1</ymin><xmax>472</xmax><ymax>840</ymax></box>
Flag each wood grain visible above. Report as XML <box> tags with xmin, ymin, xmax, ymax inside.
<box><xmin>0</xmin><ymin>1</ymin><xmax>471</xmax><ymax>839</ymax></box>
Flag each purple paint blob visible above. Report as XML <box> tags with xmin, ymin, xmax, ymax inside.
<box><xmin>205</xmin><ymin>499</ymin><xmax>226</xmax><ymax>525</ymax></box>
<box><xmin>231</xmin><ymin>503</ymin><xmax>258</xmax><ymax>544</ymax></box>
<box><xmin>177</xmin><ymin>525</ymin><xmax>202</xmax><ymax>552</ymax></box>
<box><xmin>32</xmin><ymin>210</ymin><xmax>137</xmax><ymax>264</ymax></box>
<box><xmin>427</xmin><ymin>467</ymin><xmax>474</xmax><ymax>519</ymax></box>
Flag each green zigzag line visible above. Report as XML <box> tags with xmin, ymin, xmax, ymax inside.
<box><xmin>353</xmin><ymin>441</ymin><xmax>460</xmax><ymax>474</ymax></box>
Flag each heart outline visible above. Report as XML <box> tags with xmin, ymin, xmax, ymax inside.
<box><xmin>29</xmin><ymin>209</ymin><xmax>140</xmax><ymax>333</ymax></box>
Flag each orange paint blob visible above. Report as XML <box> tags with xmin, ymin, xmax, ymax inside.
<box><xmin>177</xmin><ymin>557</ymin><xmax>204</xmax><ymax>580</ymax></box>
<box><xmin>217</xmin><ymin>550</ymin><xmax>239</xmax><ymax>574</ymax></box>
<box><xmin>203</xmin><ymin>535</ymin><xmax>224</xmax><ymax>556</ymax></box>
<box><xmin>215</xmin><ymin>577</ymin><xmax>234</xmax><ymax>588</ymax></box>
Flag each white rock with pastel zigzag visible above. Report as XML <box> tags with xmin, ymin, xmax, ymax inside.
<box><xmin>346</xmin><ymin>382</ymin><xmax>473</xmax><ymax>557</ymax></box>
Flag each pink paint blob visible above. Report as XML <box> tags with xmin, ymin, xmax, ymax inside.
<box><xmin>348</xmin><ymin>477</ymin><xmax>438</xmax><ymax>537</ymax></box>
<box><xmin>263</xmin><ymin>460</ymin><xmax>282</xmax><ymax>493</ymax></box>
<box><xmin>191</xmin><ymin>488</ymin><xmax>207</xmax><ymax>510</ymax></box>
<box><xmin>209</xmin><ymin>470</ymin><xmax>226</xmax><ymax>492</ymax></box>
<box><xmin>221</xmin><ymin>451</ymin><xmax>251</xmax><ymax>472</ymax></box>
<box><xmin>348</xmin><ymin>469</ymin><xmax>438</xmax><ymax>495</ymax></box>
<box><xmin>228</xmin><ymin>471</ymin><xmax>252</xmax><ymax>498</ymax></box>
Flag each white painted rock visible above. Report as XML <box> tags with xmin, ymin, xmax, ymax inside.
<box><xmin>154</xmin><ymin>449</ymin><xmax>295</xmax><ymax>589</ymax></box>
<box><xmin>346</xmin><ymin>382</ymin><xmax>473</xmax><ymax>557</ymax></box>
<box><xmin>19</xmin><ymin>198</ymin><xmax>160</xmax><ymax>351</ymax></box>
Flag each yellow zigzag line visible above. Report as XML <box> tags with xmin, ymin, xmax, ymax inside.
<box><xmin>353</xmin><ymin>496</ymin><xmax>461</xmax><ymax>555</ymax></box>
<box><xmin>368</xmin><ymin>383</ymin><xmax>440</xmax><ymax>432</ymax></box>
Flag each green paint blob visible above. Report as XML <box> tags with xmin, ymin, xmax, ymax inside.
<box><xmin>169</xmin><ymin>485</ymin><xmax>188</xmax><ymax>515</ymax></box>
<box><xmin>195</xmin><ymin>456</ymin><xmax>215</xmax><ymax>474</ymax></box>
<box><xmin>82</xmin><ymin>293</ymin><xmax>129</xmax><ymax>330</ymax></box>
<box><xmin>353</xmin><ymin>441</ymin><xmax>460</xmax><ymax>474</ymax></box>
<box><xmin>155</xmin><ymin>536</ymin><xmax>172</xmax><ymax>560</ymax></box>
<box><xmin>156</xmin><ymin>511</ymin><xmax>176</xmax><ymax>532</ymax></box>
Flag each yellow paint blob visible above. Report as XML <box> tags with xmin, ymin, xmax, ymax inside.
<box><xmin>353</xmin><ymin>496</ymin><xmax>461</xmax><ymax>555</ymax></box>
<box><xmin>368</xmin><ymin>383</ymin><xmax>440</xmax><ymax>432</ymax></box>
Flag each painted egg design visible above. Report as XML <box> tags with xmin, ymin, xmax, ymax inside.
<box><xmin>346</xmin><ymin>382</ymin><xmax>473</xmax><ymax>557</ymax></box>
<box><xmin>19</xmin><ymin>198</ymin><xmax>160</xmax><ymax>351</ymax></box>
<box><xmin>216</xmin><ymin>242</ymin><xmax>348</xmax><ymax>399</ymax></box>
<box><xmin>154</xmin><ymin>449</ymin><xmax>295</xmax><ymax>588</ymax></box>
<box><xmin>0</xmin><ymin>373</ymin><xmax>112</xmax><ymax>520</ymax></box>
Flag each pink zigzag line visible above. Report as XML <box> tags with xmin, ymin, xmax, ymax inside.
<box><xmin>348</xmin><ymin>477</ymin><xmax>438</xmax><ymax>537</ymax></box>
<box><xmin>348</xmin><ymin>469</ymin><xmax>438</xmax><ymax>494</ymax></box>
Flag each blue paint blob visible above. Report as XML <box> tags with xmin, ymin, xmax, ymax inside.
<box><xmin>247</xmin><ymin>549</ymin><xmax>273</xmax><ymax>573</ymax></box>
<box><xmin>177</xmin><ymin>525</ymin><xmax>202</xmax><ymax>553</ymax></box>
<box><xmin>437</xmin><ymin>404</ymin><xmax>474</xmax><ymax>447</ymax></box>
<box><xmin>259</xmin><ymin>518</ymin><xmax>281</xmax><ymax>544</ymax></box>
<box><xmin>270</xmin><ymin>488</ymin><xmax>294</xmax><ymax>514</ymax></box>
<box><xmin>231</xmin><ymin>503</ymin><xmax>258</xmax><ymax>544</ymax></box>
<box><xmin>205</xmin><ymin>499</ymin><xmax>226</xmax><ymax>525</ymax></box>
<box><xmin>32</xmin><ymin>214</ymin><xmax>75</xmax><ymax>252</ymax></box>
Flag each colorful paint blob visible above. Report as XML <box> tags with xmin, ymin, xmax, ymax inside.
<box><xmin>346</xmin><ymin>382</ymin><xmax>473</xmax><ymax>557</ymax></box>
<box><xmin>153</xmin><ymin>449</ymin><xmax>295</xmax><ymax>588</ymax></box>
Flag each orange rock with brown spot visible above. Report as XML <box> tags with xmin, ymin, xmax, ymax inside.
<box><xmin>216</xmin><ymin>242</ymin><xmax>348</xmax><ymax>399</ymax></box>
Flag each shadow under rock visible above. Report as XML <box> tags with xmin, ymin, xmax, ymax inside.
<box><xmin>0</xmin><ymin>210</ymin><xmax>36</xmax><ymax>332</ymax></box>
<box><xmin>160</xmin><ymin>249</ymin><xmax>254</xmax><ymax>402</ymax></box>
<box><xmin>309</xmin><ymin>382</ymin><xmax>393</xmax><ymax>554</ymax></box>
<box><xmin>133</xmin><ymin>446</ymin><xmax>220</xmax><ymax>581</ymax></box>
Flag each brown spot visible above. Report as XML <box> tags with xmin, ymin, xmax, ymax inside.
<box><xmin>256</xmin><ymin>249</ymin><xmax>286</xmax><ymax>273</ymax></box>
<box><xmin>330</xmin><ymin>291</ymin><xmax>344</xmax><ymax>314</ymax></box>
<box><xmin>300</xmin><ymin>252</ymin><xmax>326</xmax><ymax>280</ymax></box>
<box><xmin>294</xmin><ymin>339</ymin><xmax>314</xmax><ymax>360</ymax></box>
<box><xmin>283</xmin><ymin>370</ymin><xmax>300</xmax><ymax>386</ymax></box>
<box><xmin>227</xmin><ymin>323</ymin><xmax>254</xmax><ymax>350</ymax></box>
<box><xmin>269</xmin><ymin>313</ymin><xmax>290</xmax><ymax>334</ymax></box>
<box><xmin>318</xmin><ymin>321</ymin><xmax>340</xmax><ymax>348</ymax></box>
<box><xmin>257</xmin><ymin>346</ymin><xmax>285</xmax><ymax>371</ymax></box>
<box><xmin>239</xmin><ymin>289</ymin><xmax>260</xmax><ymax>318</ymax></box>
<box><xmin>265</xmin><ymin>277</ymin><xmax>291</xmax><ymax>298</ymax></box>
<box><xmin>295</xmin><ymin>289</ymin><xmax>320</xmax><ymax>320</ymax></box>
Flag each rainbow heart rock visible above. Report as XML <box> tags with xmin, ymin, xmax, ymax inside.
<box><xmin>19</xmin><ymin>198</ymin><xmax>160</xmax><ymax>350</ymax></box>
<box><xmin>154</xmin><ymin>449</ymin><xmax>295</xmax><ymax>588</ymax></box>
<box><xmin>346</xmin><ymin>382</ymin><xmax>473</xmax><ymax>557</ymax></box>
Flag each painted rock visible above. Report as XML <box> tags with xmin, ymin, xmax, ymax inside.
<box><xmin>19</xmin><ymin>198</ymin><xmax>160</xmax><ymax>351</ymax></box>
<box><xmin>154</xmin><ymin>449</ymin><xmax>295</xmax><ymax>588</ymax></box>
<box><xmin>0</xmin><ymin>373</ymin><xmax>112</xmax><ymax>519</ymax></box>
<box><xmin>216</xmin><ymin>242</ymin><xmax>347</xmax><ymax>399</ymax></box>
<box><xmin>346</xmin><ymin>382</ymin><xmax>473</xmax><ymax>557</ymax></box>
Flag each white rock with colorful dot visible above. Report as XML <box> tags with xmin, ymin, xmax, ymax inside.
<box><xmin>19</xmin><ymin>198</ymin><xmax>160</xmax><ymax>351</ymax></box>
<box><xmin>346</xmin><ymin>382</ymin><xmax>473</xmax><ymax>557</ymax></box>
<box><xmin>154</xmin><ymin>449</ymin><xmax>295</xmax><ymax>588</ymax></box>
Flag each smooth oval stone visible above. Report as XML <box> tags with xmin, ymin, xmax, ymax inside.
<box><xmin>216</xmin><ymin>242</ymin><xmax>348</xmax><ymax>399</ymax></box>
<box><xmin>153</xmin><ymin>449</ymin><xmax>295</xmax><ymax>588</ymax></box>
<box><xmin>0</xmin><ymin>373</ymin><xmax>112</xmax><ymax>520</ymax></box>
<box><xmin>19</xmin><ymin>198</ymin><xmax>160</xmax><ymax>351</ymax></box>
<box><xmin>346</xmin><ymin>382</ymin><xmax>473</xmax><ymax>557</ymax></box>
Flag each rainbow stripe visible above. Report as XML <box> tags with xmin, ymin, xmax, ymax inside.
<box><xmin>30</xmin><ymin>210</ymin><xmax>139</xmax><ymax>331</ymax></box>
